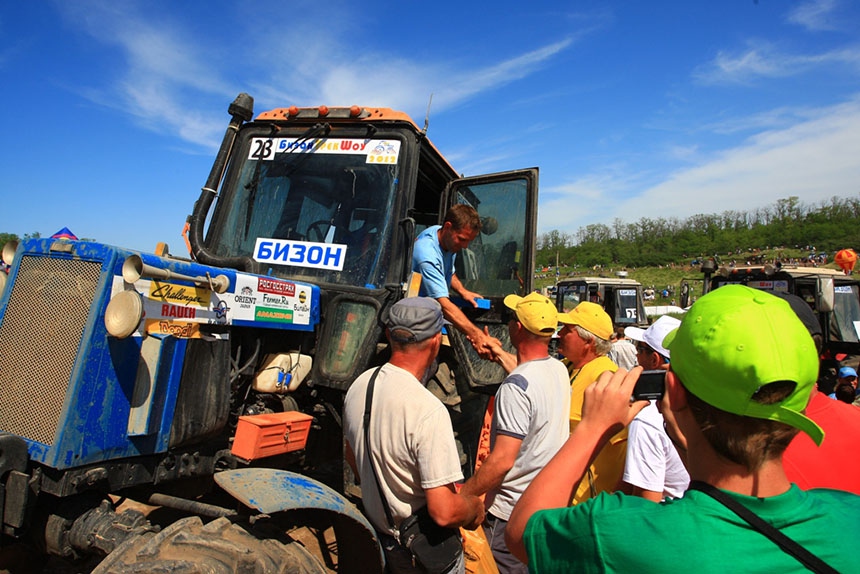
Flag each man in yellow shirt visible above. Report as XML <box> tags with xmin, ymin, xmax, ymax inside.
<box><xmin>557</xmin><ymin>302</ymin><xmax>623</xmax><ymax>503</ymax></box>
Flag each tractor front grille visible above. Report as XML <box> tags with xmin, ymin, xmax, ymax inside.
<box><xmin>0</xmin><ymin>255</ymin><xmax>102</xmax><ymax>445</ymax></box>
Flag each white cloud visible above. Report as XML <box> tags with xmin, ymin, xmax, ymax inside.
<box><xmin>787</xmin><ymin>0</ymin><xmax>840</xmax><ymax>32</ymax></box>
<box><xmin>556</xmin><ymin>97</ymin><xmax>860</xmax><ymax>234</ymax></box>
<box><xmin>694</xmin><ymin>41</ymin><xmax>860</xmax><ymax>85</ymax></box>
<box><xmin>55</xmin><ymin>1</ymin><xmax>573</xmax><ymax>151</ymax></box>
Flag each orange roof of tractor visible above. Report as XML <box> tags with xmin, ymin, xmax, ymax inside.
<box><xmin>255</xmin><ymin>104</ymin><xmax>455</xmax><ymax>174</ymax></box>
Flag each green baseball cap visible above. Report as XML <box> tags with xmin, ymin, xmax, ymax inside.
<box><xmin>663</xmin><ymin>284</ymin><xmax>823</xmax><ymax>445</ymax></box>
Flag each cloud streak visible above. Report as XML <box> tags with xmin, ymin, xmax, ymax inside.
<box><xmin>787</xmin><ymin>0</ymin><xmax>841</xmax><ymax>32</ymax></box>
<box><xmin>541</xmin><ymin>97</ymin><xmax>860</xmax><ymax>237</ymax></box>
<box><xmin>56</xmin><ymin>1</ymin><xmax>573</xmax><ymax>151</ymax></box>
<box><xmin>694</xmin><ymin>41</ymin><xmax>860</xmax><ymax>85</ymax></box>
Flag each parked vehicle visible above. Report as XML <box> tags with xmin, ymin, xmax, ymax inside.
<box><xmin>555</xmin><ymin>276</ymin><xmax>649</xmax><ymax>328</ymax></box>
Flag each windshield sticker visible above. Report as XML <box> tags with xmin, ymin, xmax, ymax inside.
<box><xmin>747</xmin><ymin>280</ymin><xmax>788</xmax><ymax>292</ymax></box>
<box><xmin>835</xmin><ymin>285</ymin><xmax>854</xmax><ymax>293</ymax></box>
<box><xmin>248</xmin><ymin>137</ymin><xmax>401</xmax><ymax>163</ymax></box>
<box><xmin>618</xmin><ymin>289</ymin><xmax>636</xmax><ymax>297</ymax></box>
<box><xmin>254</xmin><ymin>237</ymin><xmax>347</xmax><ymax>271</ymax></box>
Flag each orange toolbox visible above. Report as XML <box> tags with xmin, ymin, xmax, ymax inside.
<box><xmin>231</xmin><ymin>411</ymin><xmax>313</xmax><ymax>461</ymax></box>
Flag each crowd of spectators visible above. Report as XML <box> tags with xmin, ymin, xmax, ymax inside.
<box><xmin>357</xmin><ymin>210</ymin><xmax>859</xmax><ymax>573</ymax></box>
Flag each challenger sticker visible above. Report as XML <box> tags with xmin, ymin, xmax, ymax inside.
<box><xmin>248</xmin><ymin>137</ymin><xmax>401</xmax><ymax>165</ymax></box>
<box><xmin>254</xmin><ymin>238</ymin><xmax>346</xmax><ymax>271</ymax></box>
<box><xmin>148</xmin><ymin>281</ymin><xmax>211</xmax><ymax>307</ymax></box>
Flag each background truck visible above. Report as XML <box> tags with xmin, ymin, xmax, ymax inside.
<box><xmin>554</xmin><ymin>276</ymin><xmax>649</xmax><ymax>328</ymax></box>
<box><xmin>692</xmin><ymin>260</ymin><xmax>860</xmax><ymax>392</ymax></box>
<box><xmin>0</xmin><ymin>94</ymin><xmax>539</xmax><ymax>572</ymax></box>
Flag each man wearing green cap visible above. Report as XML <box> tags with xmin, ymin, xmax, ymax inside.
<box><xmin>505</xmin><ymin>285</ymin><xmax>860</xmax><ymax>573</ymax></box>
<box><xmin>460</xmin><ymin>292</ymin><xmax>571</xmax><ymax>573</ymax></box>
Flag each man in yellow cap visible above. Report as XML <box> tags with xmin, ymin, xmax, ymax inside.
<box><xmin>460</xmin><ymin>292</ymin><xmax>571</xmax><ymax>574</ymax></box>
<box><xmin>557</xmin><ymin>301</ymin><xmax>623</xmax><ymax>503</ymax></box>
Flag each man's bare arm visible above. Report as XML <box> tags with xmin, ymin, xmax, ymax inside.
<box><xmin>425</xmin><ymin>484</ymin><xmax>485</xmax><ymax>530</ymax></box>
<box><xmin>460</xmin><ymin>435</ymin><xmax>522</xmax><ymax>497</ymax></box>
<box><xmin>450</xmin><ymin>274</ymin><xmax>483</xmax><ymax>308</ymax></box>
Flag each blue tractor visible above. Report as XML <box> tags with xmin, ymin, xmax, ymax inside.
<box><xmin>0</xmin><ymin>94</ymin><xmax>539</xmax><ymax>571</ymax></box>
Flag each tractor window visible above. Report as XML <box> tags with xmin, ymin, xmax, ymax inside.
<box><xmin>831</xmin><ymin>284</ymin><xmax>860</xmax><ymax>343</ymax></box>
<box><xmin>449</xmin><ymin>172</ymin><xmax>537</xmax><ymax>297</ymax></box>
<box><xmin>615</xmin><ymin>288</ymin><xmax>644</xmax><ymax>325</ymax></box>
<box><xmin>205</xmin><ymin>134</ymin><xmax>401</xmax><ymax>288</ymax></box>
<box><xmin>556</xmin><ymin>283</ymin><xmax>585</xmax><ymax>313</ymax></box>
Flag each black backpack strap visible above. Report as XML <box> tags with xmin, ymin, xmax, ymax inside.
<box><xmin>688</xmin><ymin>481</ymin><xmax>838</xmax><ymax>574</ymax></box>
<box><xmin>363</xmin><ymin>367</ymin><xmax>396</xmax><ymax>530</ymax></box>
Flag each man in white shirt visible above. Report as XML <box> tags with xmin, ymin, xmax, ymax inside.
<box><xmin>622</xmin><ymin>316</ymin><xmax>689</xmax><ymax>500</ymax></box>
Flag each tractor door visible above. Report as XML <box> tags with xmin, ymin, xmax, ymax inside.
<box><xmin>441</xmin><ymin>168</ymin><xmax>538</xmax><ymax>389</ymax></box>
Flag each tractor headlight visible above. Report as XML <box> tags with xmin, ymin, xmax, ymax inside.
<box><xmin>105</xmin><ymin>290</ymin><xmax>144</xmax><ymax>338</ymax></box>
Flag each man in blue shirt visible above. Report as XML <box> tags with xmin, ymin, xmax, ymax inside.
<box><xmin>412</xmin><ymin>204</ymin><xmax>499</xmax><ymax>358</ymax></box>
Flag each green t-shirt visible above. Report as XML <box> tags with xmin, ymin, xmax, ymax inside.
<box><xmin>524</xmin><ymin>485</ymin><xmax>859</xmax><ymax>573</ymax></box>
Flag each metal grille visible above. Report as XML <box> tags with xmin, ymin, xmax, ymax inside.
<box><xmin>0</xmin><ymin>256</ymin><xmax>102</xmax><ymax>445</ymax></box>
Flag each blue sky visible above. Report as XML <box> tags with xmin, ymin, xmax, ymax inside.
<box><xmin>2</xmin><ymin>0</ymin><xmax>859</xmax><ymax>252</ymax></box>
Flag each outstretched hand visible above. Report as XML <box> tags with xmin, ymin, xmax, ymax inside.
<box><xmin>468</xmin><ymin>327</ymin><xmax>507</xmax><ymax>364</ymax></box>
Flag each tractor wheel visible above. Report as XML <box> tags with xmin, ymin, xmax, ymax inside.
<box><xmin>91</xmin><ymin>515</ymin><xmax>327</xmax><ymax>574</ymax></box>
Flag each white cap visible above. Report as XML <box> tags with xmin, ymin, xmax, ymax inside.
<box><xmin>624</xmin><ymin>315</ymin><xmax>682</xmax><ymax>359</ymax></box>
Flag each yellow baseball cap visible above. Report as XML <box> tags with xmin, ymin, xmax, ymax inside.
<box><xmin>504</xmin><ymin>292</ymin><xmax>561</xmax><ymax>335</ymax></box>
<box><xmin>559</xmin><ymin>302</ymin><xmax>613</xmax><ymax>340</ymax></box>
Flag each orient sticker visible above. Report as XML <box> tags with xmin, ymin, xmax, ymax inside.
<box><xmin>836</xmin><ymin>286</ymin><xmax>854</xmax><ymax>293</ymax></box>
<box><xmin>248</xmin><ymin>137</ymin><xmax>401</xmax><ymax>164</ymax></box>
<box><xmin>254</xmin><ymin>238</ymin><xmax>346</xmax><ymax>271</ymax></box>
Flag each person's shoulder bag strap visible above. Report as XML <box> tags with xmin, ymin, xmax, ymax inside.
<box><xmin>363</xmin><ymin>367</ymin><xmax>397</xmax><ymax>532</ymax></box>
<box><xmin>688</xmin><ymin>480</ymin><xmax>838</xmax><ymax>574</ymax></box>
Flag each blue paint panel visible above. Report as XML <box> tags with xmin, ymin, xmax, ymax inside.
<box><xmin>0</xmin><ymin>239</ymin><xmax>321</xmax><ymax>470</ymax></box>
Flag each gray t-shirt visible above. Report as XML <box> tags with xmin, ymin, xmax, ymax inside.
<box><xmin>486</xmin><ymin>356</ymin><xmax>571</xmax><ymax>520</ymax></box>
<box><xmin>343</xmin><ymin>363</ymin><xmax>463</xmax><ymax>536</ymax></box>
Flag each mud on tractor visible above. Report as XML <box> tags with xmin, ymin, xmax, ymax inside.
<box><xmin>0</xmin><ymin>94</ymin><xmax>538</xmax><ymax>572</ymax></box>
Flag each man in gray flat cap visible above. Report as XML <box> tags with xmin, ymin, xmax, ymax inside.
<box><xmin>344</xmin><ymin>297</ymin><xmax>485</xmax><ymax>574</ymax></box>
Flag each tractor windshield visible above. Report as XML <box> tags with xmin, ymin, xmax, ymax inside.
<box><xmin>205</xmin><ymin>133</ymin><xmax>401</xmax><ymax>288</ymax></box>
<box><xmin>831</xmin><ymin>283</ymin><xmax>860</xmax><ymax>343</ymax></box>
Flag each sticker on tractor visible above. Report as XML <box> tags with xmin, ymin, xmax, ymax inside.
<box><xmin>230</xmin><ymin>274</ymin><xmax>311</xmax><ymax>326</ymax></box>
<box><xmin>254</xmin><ymin>238</ymin><xmax>346</xmax><ymax>271</ymax></box>
<box><xmin>248</xmin><ymin>137</ymin><xmax>401</xmax><ymax>165</ymax></box>
<box><xmin>145</xmin><ymin>320</ymin><xmax>202</xmax><ymax>339</ymax></box>
<box><xmin>148</xmin><ymin>281</ymin><xmax>211</xmax><ymax>308</ymax></box>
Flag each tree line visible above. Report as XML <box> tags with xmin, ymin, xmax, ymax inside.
<box><xmin>536</xmin><ymin>195</ymin><xmax>860</xmax><ymax>269</ymax></box>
